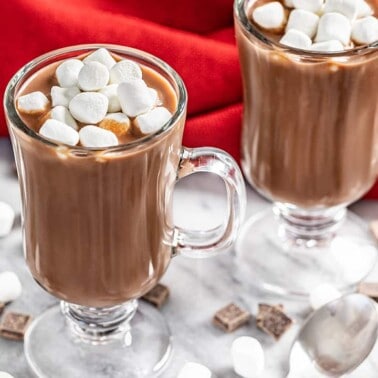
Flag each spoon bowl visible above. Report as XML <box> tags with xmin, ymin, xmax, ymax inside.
<box><xmin>289</xmin><ymin>293</ymin><xmax>378</xmax><ymax>376</ymax></box>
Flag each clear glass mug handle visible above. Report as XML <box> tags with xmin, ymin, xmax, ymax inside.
<box><xmin>172</xmin><ymin>147</ymin><xmax>246</xmax><ymax>257</ymax></box>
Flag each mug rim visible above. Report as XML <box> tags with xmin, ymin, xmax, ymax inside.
<box><xmin>234</xmin><ymin>0</ymin><xmax>378</xmax><ymax>59</ymax></box>
<box><xmin>4</xmin><ymin>43</ymin><xmax>188</xmax><ymax>153</ymax></box>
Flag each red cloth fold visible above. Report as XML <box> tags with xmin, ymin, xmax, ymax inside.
<box><xmin>1</xmin><ymin>0</ymin><xmax>377</xmax><ymax>199</ymax></box>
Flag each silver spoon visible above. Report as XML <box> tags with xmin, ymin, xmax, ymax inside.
<box><xmin>288</xmin><ymin>293</ymin><xmax>378</xmax><ymax>377</ymax></box>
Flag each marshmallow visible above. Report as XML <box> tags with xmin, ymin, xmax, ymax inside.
<box><xmin>177</xmin><ymin>362</ymin><xmax>211</xmax><ymax>378</ymax></box>
<box><xmin>352</xmin><ymin>16</ymin><xmax>378</xmax><ymax>45</ymax></box>
<box><xmin>324</xmin><ymin>0</ymin><xmax>359</xmax><ymax>20</ymax></box>
<box><xmin>0</xmin><ymin>202</ymin><xmax>15</xmax><ymax>238</ymax></box>
<box><xmin>69</xmin><ymin>92</ymin><xmax>108</xmax><ymax>124</ymax></box>
<box><xmin>99</xmin><ymin>84</ymin><xmax>122</xmax><ymax>113</ymax></box>
<box><xmin>315</xmin><ymin>13</ymin><xmax>352</xmax><ymax>45</ymax></box>
<box><xmin>293</xmin><ymin>0</ymin><xmax>324</xmax><ymax>13</ymax></box>
<box><xmin>309</xmin><ymin>283</ymin><xmax>341</xmax><ymax>310</ymax></box>
<box><xmin>149</xmin><ymin>88</ymin><xmax>161</xmax><ymax>106</ymax></box>
<box><xmin>252</xmin><ymin>2</ymin><xmax>286</xmax><ymax>31</ymax></box>
<box><xmin>0</xmin><ymin>373</ymin><xmax>14</xmax><ymax>378</ymax></box>
<box><xmin>286</xmin><ymin>9</ymin><xmax>319</xmax><ymax>38</ymax></box>
<box><xmin>56</xmin><ymin>59</ymin><xmax>84</xmax><ymax>88</ymax></box>
<box><xmin>280</xmin><ymin>29</ymin><xmax>312</xmax><ymax>49</ymax></box>
<box><xmin>117</xmin><ymin>79</ymin><xmax>155</xmax><ymax>117</ymax></box>
<box><xmin>99</xmin><ymin>112</ymin><xmax>131</xmax><ymax>136</ymax></box>
<box><xmin>231</xmin><ymin>336</ymin><xmax>265</xmax><ymax>378</ymax></box>
<box><xmin>83</xmin><ymin>48</ymin><xmax>116</xmax><ymax>69</ymax></box>
<box><xmin>357</xmin><ymin>0</ymin><xmax>374</xmax><ymax>18</ymax></box>
<box><xmin>51</xmin><ymin>86</ymin><xmax>80</xmax><ymax>108</ymax></box>
<box><xmin>310</xmin><ymin>40</ymin><xmax>345</xmax><ymax>51</ymax></box>
<box><xmin>0</xmin><ymin>271</ymin><xmax>22</xmax><ymax>302</ymax></box>
<box><xmin>109</xmin><ymin>59</ymin><xmax>143</xmax><ymax>84</ymax></box>
<box><xmin>79</xmin><ymin>125</ymin><xmax>119</xmax><ymax>148</ymax></box>
<box><xmin>17</xmin><ymin>91</ymin><xmax>49</xmax><ymax>114</ymax></box>
<box><xmin>50</xmin><ymin>106</ymin><xmax>78</xmax><ymax>130</ymax></box>
<box><xmin>135</xmin><ymin>107</ymin><xmax>172</xmax><ymax>135</ymax></box>
<box><xmin>284</xmin><ymin>0</ymin><xmax>294</xmax><ymax>7</ymax></box>
<box><xmin>78</xmin><ymin>61</ymin><xmax>110</xmax><ymax>91</ymax></box>
<box><xmin>39</xmin><ymin>119</ymin><xmax>79</xmax><ymax>146</ymax></box>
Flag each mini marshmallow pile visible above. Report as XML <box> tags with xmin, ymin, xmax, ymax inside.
<box><xmin>252</xmin><ymin>0</ymin><xmax>378</xmax><ymax>52</ymax></box>
<box><xmin>17</xmin><ymin>48</ymin><xmax>172</xmax><ymax>148</ymax></box>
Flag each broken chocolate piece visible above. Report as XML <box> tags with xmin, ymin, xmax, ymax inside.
<box><xmin>213</xmin><ymin>303</ymin><xmax>251</xmax><ymax>332</ymax></box>
<box><xmin>142</xmin><ymin>283</ymin><xmax>169</xmax><ymax>308</ymax></box>
<box><xmin>0</xmin><ymin>312</ymin><xmax>32</xmax><ymax>341</ymax></box>
<box><xmin>256</xmin><ymin>303</ymin><xmax>292</xmax><ymax>340</ymax></box>
<box><xmin>358</xmin><ymin>282</ymin><xmax>378</xmax><ymax>301</ymax></box>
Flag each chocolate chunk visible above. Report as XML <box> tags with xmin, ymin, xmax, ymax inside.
<box><xmin>142</xmin><ymin>283</ymin><xmax>169</xmax><ymax>308</ymax></box>
<box><xmin>0</xmin><ymin>312</ymin><xmax>32</xmax><ymax>341</ymax></box>
<box><xmin>256</xmin><ymin>303</ymin><xmax>292</xmax><ymax>340</ymax></box>
<box><xmin>358</xmin><ymin>282</ymin><xmax>378</xmax><ymax>301</ymax></box>
<box><xmin>213</xmin><ymin>303</ymin><xmax>251</xmax><ymax>332</ymax></box>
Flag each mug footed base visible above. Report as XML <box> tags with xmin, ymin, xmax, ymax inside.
<box><xmin>24</xmin><ymin>302</ymin><xmax>172</xmax><ymax>378</ymax></box>
<box><xmin>234</xmin><ymin>208</ymin><xmax>377</xmax><ymax>298</ymax></box>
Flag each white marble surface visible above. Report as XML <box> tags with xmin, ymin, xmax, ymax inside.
<box><xmin>1</xmin><ymin>136</ymin><xmax>378</xmax><ymax>377</ymax></box>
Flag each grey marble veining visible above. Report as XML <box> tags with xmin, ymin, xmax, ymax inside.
<box><xmin>1</xmin><ymin>137</ymin><xmax>378</xmax><ymax>377</ymax></box>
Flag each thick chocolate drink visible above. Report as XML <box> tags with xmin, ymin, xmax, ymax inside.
<box><xmin>236</xmin><ymin>0</ymin><xmax>378</xmax><ymax>208</ymax></box>
<box><xmin>13</xmin><ymin>49</ymin><xmax>183</xmax><ymax>307</ymax></box>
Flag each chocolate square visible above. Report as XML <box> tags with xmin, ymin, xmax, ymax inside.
<box><xmin>256</xmin><ymin>303</ymin><xmax>292</xmax><ymax>340</ymax></box>
<box><xmin>0</xmin><ymin>312</ymin><xmax>32</xmax><ymax>341</ymax></box>
<box><xmin>142</xmin><ymin>283</ymin><xmax>169</xmax><ymax>308</ymax></box>
<box><xmin>213</xmin><ymin>303</ymin><xmax>251</xmax><ymax>332</ymax></box>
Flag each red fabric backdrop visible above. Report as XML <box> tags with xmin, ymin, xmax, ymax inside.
<box><xmin>1</xmin><ymin>0</ymin><xmax>377</xmax><ymax>198</ymax></box>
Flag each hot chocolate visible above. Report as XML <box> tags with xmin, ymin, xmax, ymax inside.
<box><xmin>13</xmin><ymin>48</ymin><xmax>183</xmax><ymax>307</ymax></box>
<box><xmin>236</xmin><ymin>0</ymin><xmax>378</xmax><ymax>208</ymax></box>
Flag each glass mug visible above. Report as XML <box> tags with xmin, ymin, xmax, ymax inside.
<box><xmin>4</xmin><ymin>44</ymin><xmax>246</xmax><ymax>377</ymax></box>
<box><xmin>234</xmin><ymin>0</ymin><xmax>378</xmax><ymax>297</ymax></box>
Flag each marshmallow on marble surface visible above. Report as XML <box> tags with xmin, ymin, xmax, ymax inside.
<box><xmin>39</xmin><ymin>119</ymin><xmax>79</xmax><ymax>146</ymax></box>
<box><xmin>352</xmin><ymin>16</ymin><xmax>378</xmax><ymax>45</ymax></box>
<box><xmin>316</xmin><ymin>12</ymin><xmax>352</xmax><ymax>45</ymax></box>
<box><xmin>252</xmin><ymin>2</ymin><xmax>286</xmax><ymax>32</ymax></box>
<box><xmin>310</xmin><ymin>40</ymin><xmax>345</xmax><ymax>51</ymax></box>
<box><xmin>0</xmin><ymin>202</ymin><xmax>15</xmax><ymax>238</ymax></box>
<box><xmin>51</xmin><ymin>86</ymin><xmax>80</xmax><ymax>108</ymax></box>
<box><xmin>117</xmin><ymin>79</ymin><xmax>155</xmax><ymax>117</ymax></box>
<box><xmin>17</xmin><ymin>91</ymin><xmax>49</xmax><ymax>115</ymax></box>
<box><xmin>135</xmin><ymin>107</ymin><xmax>172</xmax><ymax>135</ymax></box>
<box><xmin>99</xmin><ymin>112</ymin><xmax>131</xmax><ymax>136</ymax></box>
<box><xmin>109</xmin><ymin>59</ymin><xmax>142</xmax><ymax>84</ymax></box>
<box><xmin>357</xmin><ymin>0</ymin><xmax>374</xmax><ymax>18</ymax></box>
<box><xmin>0</xmin><ymin>373</ymin><xmax>14</xmax><ymax>378</ymax></box>
<box><xmin>309</xmin><ymin>283</ymin><xmax>341</xmax><ymax>310</ymax></box>
<box><xmin>284</xmin><ymin>0</ymin><xmax>294</xmax><ymax>7</ymax></box>
<box><xmin>69</xmin><ymin>92</ymin><xmax>108</xmax><ymax>124</ymax></box>
<box><xmin>286</xmin><ymin>9</ymin><xmax>319</xmax><ymax>38</ymax></box>
<box><xmin>50</xmin><ymin>106</ymin><xmax>78</xmax><ymax>130</ymax></box>
<box><xmin>231</xmin><ymin>336</ymin><xmax>265</xmax><ymax>378</ymax></box>
<box><xmin>293</xmin><ymin>0</ymin><xmax>324</xmax><ymax>13</ymax></box>
<box><xmin>78</xmin><ymin>61</ymin><xmax>110</xmax><ymax>91</ymax></box>
<box><xmin>55</xmin><ymin>59</ymin><xmax>84</xmax><ymax>88</ymax></box>
<box><xmin>83</xmin><ymin>48</ymin><xmax>116</xmax><ymax>69</ymax></box>
<box><xmin>79</xmin><ymin>125</ymin><xmax>118</xmax><ymax>148</ymax></box>
<box><xmin>323</xmin><ymin>0</ymin><xmax>359</xmax><ymax>20</ymax></box>
<box><xmin>177</xmin><ymin>362</ymin><xmax>211</xmax><ymax>378</ymax></box>
<box><xmin>99</xmin><ymin>84</ymin><xmax>122</xmax><ymax>113</ymax></box>
<box><xmin>280</xmin><ymin>29</ymin><xmax>312</xmax><ymax>49</ymax></box>
<box><xmin>0</xmin><ymin>271</ymin><xmax>22</xmax><ymax>303</ymax></box>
